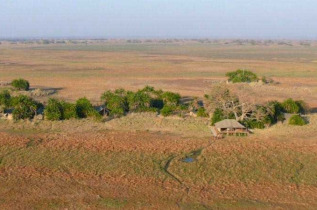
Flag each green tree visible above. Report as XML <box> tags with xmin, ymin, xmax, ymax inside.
<box><xmin>211</xmin><ymin>108</ymin><xmax>225</xmax><ymax>125</ymax></box>
<box><xmin>282</xmin><ymin>98</ymin><xmax>300</xmax><ymax>114</ymax></box>
<box><xmin>0</xmin><ymin>90</ymin><xmax>11</xmax><ymax>112</ymax></box>
<box><xmin>76</xmin><ymin>97</ymin><xmax>99</xmax><ymax>118</ymax></box>
<box><xmin>11</xmin><ymin>78</ymin><xmax>30</xmax><ymax>91</ymax></box>
<box><xmin>101</xmin><ymin>89</ymin><xmax>128</xmax><ymax>117</ymax></box>
<box><xmin>127</xmin><ymin>90</ymin><xmax>152</xmax><ymax>112</ymax></box>
<box><xmin>11</xmin><ymin>95</ymin><xmax>40</xmax><ymax>120</ymax></box>
<box><xmin>226</xmin><ymin>69</ymin><xmax>258</xmax><ymax>83</ymax></box>
<box><xmin>44</xmin><ymin>98</ymin><xmax>63</xmax><ymax>120</ymax></box>
<box><xmin>162</xmin><ymin>91</ymin><xmax>181</xmax><ymax>106</ymax></box>
<box><xmin>61</xmin><ymin>101</ymin><xmax>78</xmax><ymax>119</ymax></box>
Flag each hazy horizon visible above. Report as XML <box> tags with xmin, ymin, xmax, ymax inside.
<box><xmin>1</xmin><ymin>0</ymin><xmax>317</xmax><ymax>40</ymax></box>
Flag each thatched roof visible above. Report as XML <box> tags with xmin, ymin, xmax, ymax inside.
<box><xmin>215</xmin><ymin>119</ymin><xmax>245</xmax><ymax>129</ymax></box>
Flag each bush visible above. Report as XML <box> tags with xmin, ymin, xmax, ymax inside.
<box><xmin>282</xmin><ymin>98</ymin><xmax>300</xmax><ymax>114</ymax></box>
<box><xmin>267</xmin><ymin>101</ymin><xmax>285</xmax><ymax>122</ymax></box>
<box><xmin>162</xmin><ymin>91</ymin><xmax>181</xmax><ymax>106</ymax></box>
<box><xmin>211</xmin><ymin>108</ymin><xmax>225</xmax><ymax>125</ymax></box>
<box><xmin>243</xmin><ymin>120</ymin><xmax>265</xmax><ymax>129</ymax></box>
<box><xmin>196</xmin><ymin>107</ymin><xmax>208</xmax><ymax>117</ymax></box>
<box><xmin>44</xmin><ymin>98</ymin><xmax>63</xmax><ymax>120</ymax></box>
<box><xmin>295</xmin><ymin>100</ymin><xmax>309</xmax><ymax>114</ymax></box>
<box><xmin>76</xmin><ymin>97</ymin><xmax>99</xmax><ymax>119</ymax></box>
<box><xmin>101</xmin><ymin>90</ymin><xmax>128</xmax><ymax>117</ymax></box>
<box><xmin>160</xmin><ymin>105</ymin><xmax>175</xmax><ymax>117</ymax></box>
<box><xmin>11</xmin><ymin>79</ymin><xmax>30</xmax><ymax>91</ymax></box>
<box><xmin>0</xmin><ymin>90</ymin><xmax>11</xmax><ymax>110</ymax></box>
<box><xmin>11</xmin><ymin>95</ymin><xmax>40</xmax><ymax>120</ymax></box>
<box><xmin>61</xmin><ymin>101</ymin><xmax>78</xmax><ymax>119</ymax></box>
<box><xmin>127</xmin><ymin>90</ymin><xmax>152</xmax><ymax>112</ymax></box>
<box><xmin>289</xmin><ymin>115</ymin><xmax>306</xmax><ymax>126</ymax></box>
<box><xmin>226</xmin><ymin>69</ymin><xmax>258</xmax><ymax>83</ymax></box>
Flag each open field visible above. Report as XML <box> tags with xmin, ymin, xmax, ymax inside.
<box><xmin>1</xmin><ymin>41</ymin><xmax>317</xmax><ymax>106</ymax></box>
<box><xmin>0</xmin><ymin>114</ymin><xmax>317</xmax><ymax>209</ymax></box>
<box><xmin>1</xmin><ymin>40</ymin><xmax>317</xmax><ymax>209</ymax></box>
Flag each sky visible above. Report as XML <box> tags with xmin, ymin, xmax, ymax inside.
<box><xmin>1</xmin><ymin>0</ymin><xmax>317</xmax><ymax>39</ymax></box>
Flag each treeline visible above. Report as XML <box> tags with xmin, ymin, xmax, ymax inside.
<box><xmin>0</xmin><ymin>84</ymin><xmax>309</xmax><ymax>127</ymax></box>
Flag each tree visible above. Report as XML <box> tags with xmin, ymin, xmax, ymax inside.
<box><xmin>76</xmin><ymin>97</ymin><xmax>99</xmax><ymax>118</ymax></box>
<box><xmin>282</xmin><ymin>98</ymin><xmax>300</xmax><ymax>114</ymax></box>
<box><xmin>11</xmin><ymin>78</ymin><xmax>30</xmax><ymax>91</ymax></box>
<box><xmin>101</xmin><ymin>89</ymin><xmax>128</xmax><ymax>117</ymax></box>
<box><xmin>0</xmin><ymin>90</ymin><xmax>11</xmax><ymax>112</ymax></box>
<box><xmin>61</xmin><ymin>101</ymin><xmax>78</xmax><ymax>119</ymax></box>
<box><xmin>11</xmin><ymin>95</ymin><xmax>40</xmax><ymax>120</ymax></box>
<box><xmin>204</xmin><ymin>85</ymin><xmax>255</xmax><ymax>121</ymax></box>
<box><xmin>44</xmin><ymin>98</ymin><xmax>63</xmax><ymax>120</ymax></box>
<box><xmin>127</xmin><ymin>90</ymin><xmax>152</xmax><ymax>112</ymax></box>
<box><xmin>226</xmin><ymin>69</ymin><xmax>258</xmax><ymax>83</ymax></box>
<box><xmin>211</xmin><ymin>108</ymin><xmax>225</xmax><ymax>125</ymax></box>
<box><xmin>161</xmin><ymin>91</ymin><xmax>181</xmax><ymax>106</ymax></box>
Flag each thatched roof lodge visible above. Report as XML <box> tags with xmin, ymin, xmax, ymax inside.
<box><xmin>214</xmin><ymin>119</ymin><xmax>248</xmax><ymax>136</ymax></box>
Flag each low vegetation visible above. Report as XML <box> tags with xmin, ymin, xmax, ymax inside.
<box><xmin>11</xmin><ymin>78</ymin><xmax>30</xmax><ymax>91</ymax></box>
<box><xmin>226</xmin><ymin>69</ymin><xmax>258</xmax><ymax>83</ymax></box>
<box><xmin>289</xmin><ymin>115</ymin><xmax>307</xmax><ymax>126</ymax></box>
<box><xmin>0</xmin><ymin>81</ymin><xmax>310</xmax><ymax>129</ymax></box>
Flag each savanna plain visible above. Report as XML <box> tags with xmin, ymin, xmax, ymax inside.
<box><xmin>0</xmin><ymin>40</ymin><xmax>317</xmax><ymax>209</ymax></box>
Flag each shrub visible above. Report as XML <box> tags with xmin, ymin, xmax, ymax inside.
<box><xmin>196</xmin><ymin>107</ymin><xmax>208</xmax><ymax>117</ymax></box>
<box><xmin>61</xmin><ymin>101</ymin><xmax>78</xmax><ymax>119</ymax></box>
<box><xmin>101</xmin><ymin>90</ymin><xmax>128</xmax><ymax>117</ymax></box>
<box><xmin>76</xmin><ymin>97</ymin><xmax>99</xmax><ymax>118</ymax></box>
<box><xmin>226</xmin><ymin>69</ymin><xmax>258</xmax><ymax>83</ymax></box>
<box><xmin>295</xmin><ymin>100</ymin><xmax>309</xmax><ymax>114</ymax></box>
<box><xmin>243</xmin><ymin>120</ymin><xmax>265</xmax><ymax>129</ymax></box>
<box><xmin>289</xmin><ymin>115</ymin><xmax>306</xmax><ymax>126</ymax></box>
<box><xmin>127</xmin><ymin>90</ymin><xmax>152</xmax><ymax>112</ymax></box>
<box><xmin>0</xmin><ymin>90</ymin><xmax>11</xmax><ymax>110</ymax></box>
<box><xmin>160</xmin><ymin>105</ymin><xmax>175</xmax><ymax>117</ymax></box>
<box><xmin>211</xmin><ymin>108</ymin><xmax>225</xmax><ymax>125</ymax></box>
<box><xmin>44</xmin><ymin>98</ymin><xmax>63</xmax><ymax>120</ymax></box>
<box><xmin>11</xmin><ymin>78</ymin><xmax>30</xmax><ymax>91</ymax></box>
<box><xmin>282</xmin><ymin>98</ymin><xmax>300</xmax><ymax>114</ymax></box>
<box><xmin>11</xmin><ymin>95</ymin><xmax>40</xmax><ymax>120</ymax></box>
<box><xmin>267</xmin><ymin>101</ymin><xmax>285</xmax><ymax>122</ymax></box>
<box><xmin>162</xmin><ymin>91</ymin><xmax>181</xmax><ymax>106</ymax></box>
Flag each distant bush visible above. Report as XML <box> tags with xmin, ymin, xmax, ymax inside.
<box><xmin>226</xmin><ymin>69</ymin><xmax>258</xmax><ymax>83</ymax></box>
<box><xmin>160</xmin><ymin>105</ymin><xmax>175</xmax><ymax>117</ymax></box>
<box><xmin>101</xmin><ymin>89</ymin><xmax>128</xmax><ymax>117</ymax></box>
<box><xmin>196</xmin><ymin>107</ymin><xmax>208</xmax><ymax>117</ymax></box>
<box><xmin>76</xmin><ymin>97</ymin><xmax>100</xmax><ymax>119</ymax></box>
<box><xmin>44</xmin><ymin>98</ymin><xmax>63</xmax><ymax>120</ymax></box>
<box><xmin>11</xmin><ymin>95</ymin><xmax>41</xmax><ymax>120</ymax></box>
<box><xmin>267</xmin><ymin>101</ymin><xmax>285</xmax><ymax>122</ymax></box>
<box><xmin>11</xmin><ymin>79</ymin><xmax>30</xmax><ymax>91</ymax></box>
<box><xmin>282</xmin><ymin>98</ymin><xmax>300</xmax><ymax>114</ymax></box>
<box><xmin>289</xmin><ymin>115</ymin><xmax>306</xmax><ymax>126</ymax></box>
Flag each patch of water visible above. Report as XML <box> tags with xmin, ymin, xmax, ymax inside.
<box><xmin>182</xmin><ymin>157</ymin><xmax>195</xmax><ymax>163</ymax></box>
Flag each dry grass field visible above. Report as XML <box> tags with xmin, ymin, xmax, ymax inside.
<box><xmin>1</xmin><ymin>40</ymin><xmax>317</xmax><ymax>209</ymax></box>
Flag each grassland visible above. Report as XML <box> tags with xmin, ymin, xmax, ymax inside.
<box><xmin>1</xmin><ymin>40</ymin><xmax>317</xmax><ymax>209</ymax></box>
<box><xmin>1</xmin><ymin>41</ymin><xmax>317</xmax><ymax>106</ymax></box>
